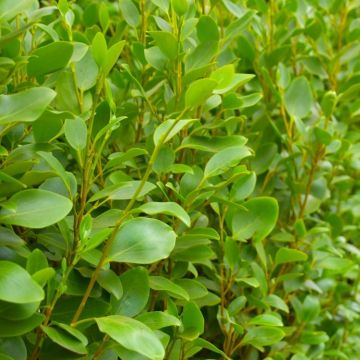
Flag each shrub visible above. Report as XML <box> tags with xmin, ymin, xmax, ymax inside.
<box><xmin>0</xmin><ymin>0</ymin><xmax>359</xmax><ymax>359</ymax></box>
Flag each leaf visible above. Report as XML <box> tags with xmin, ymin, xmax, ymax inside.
<box><xmin>0</xmin><ymin>87</ymin><xmax>56</xmax><ymax>125</ymax></box>
<box><xmin>150</xmin><ymin>31</ymin><xmax>178</xmax><ymax>60</ymax></box>
<box><xmin>197</xmin><ymin>16</ymin><xmax>219</xmax><ymax>43</ymax></box>
<box><xmin>249</xmin><ymin>313</ymin><xmax>283</xmax><ymax>327</ymax></box>
<box><xmin>92</xmin><ymin>32</ymin><xmax>107</xmax><ymax>67</ymax></box>
<box><xmin>133</xmin><ymin>202</ymin><xmax>191</xmax><ymax>227</ymax></box>
<box><xmin>172</xmin><ymin>0</ymin><xmax>188</xmax><ymax>15</ymax></box>
<box><xmin>112</xmin><ymin>267</ymin><xmax>149</xmax><ymax>317</ymax></box>
<box><xmin>0</xmin><ymin>314</ymin><xmax>44</xmax><ymax>337</ymax></box>
<box><xmin>108</xmin><ymin>218</ymin><xmax>176</xmax><ymax>264</ymax></box>
<box><xmin>178</xmin><ymin>135</ymin><xmax>247</xmax><ymax>152</ymax></box>
<box><xmin>230</xmin><ymin>172</ymin><xmax>256</xmax><ymax>201</ymax></box>
<box><xmin>149</xmin><ymin>276</ymin><xmax>190</xmax><ymax>300</ymax></box>
<box><xmin>185</xmin><ymin>78</ymin><xmax>217</xmax><ymax>108</ymax></box>
<box><xmin>103</xmin><ymin>40</ymin><xmax>126</xmax><ymax>75</ymax></box>
<box><xmin>136</xmin><ymin>312</ymin><xmax>181</xmax><ymax>330</ymax></box>
<box><xmin>0</xmin><ymin>0</ymin><xmax>35</xmax><ymax>21</ymax></box>
<box><xmin>27</xmin><ymin>41</ymin><xmax>73</xmax><ymax>77</ymax></box>
<box><xmin>0</xmin><ymin>226</ymin><xmax>25</xmax><ymax>247</ymax></box>
<box><xmin>119</xmin><ymin>0</ymin><xmax>140</xmax><ymax>27</ymax></box>
<box><xmin>0</xmin><ymin>189</ymin><xmax>72</xmax><ymax>228</ymax></box>
<box><xmin>89</xmin><ymin>181</ymin><xmax>156</xmax><ymax>202</ymax></box>
<box><xmin>204</xmin><ymin>146</ymin><xmax>252</xmax><ymax>178</ymax></box>
<box><xmin>41</xmin><ymin>325</ymin><xmax>88</xmax><ymax>354</ymax></box>
<box><xmin>0</xmin><ymin>261</ymin><xmax>43</xmax><ymax>304</ymax></box>
<box><xmin>275</xmin><ymin>248</ymin><xmax>308</xmax><ymax>265</ymax></box>
<box><xmin>180</xmin><ymin>302</ymin><xmax>204</xmax><ymax>340</ymax></box>
<box><xmin>242</xmin><ymin>326</ymin><xmax>285</xmax><ymax>349</ymax></box>
<box><xmin>153</xmin><ymin>119</ymin><xmax>198</xmax><ymax>146</ymax></box>
<box><xmin>64</xmin><ymin>117</ymin><xmax>87</xmax><ymax>151</ymax></box>
<box><xmin>232</xmin><ymin>197</ymin><xmax>279</xmax><ymax>242</ymax></box>
<box><xmin>97</xmin><ymin>269</ymin><xmax>123</xmax><ymax>300</ymax></box>
<box><xmin>284</xmin><ymin>77</ymin><xmax>313</xmax><ymax>118</ymax></box>
<box><xmin>95</xmin><ymin>316</ymin><xmax>164</xmax><ymax>360</ymax></box>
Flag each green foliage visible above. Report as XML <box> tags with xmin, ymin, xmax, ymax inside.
<box><xmin>0</xmin><ymin>0</ymin><xmax>359</xmax><ymax>359</ymax></box>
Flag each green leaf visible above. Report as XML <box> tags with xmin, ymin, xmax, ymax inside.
<box><xmin>232</xmin><ymin>197</ymin><xmax>279</xmax><ymax>242</ymax></box>
<box><xmin>119</xmin><ymin>0</ymin><xmax>140</xmax><ymax>27</ymax></box>
<box><xmin>230</xmin><ymin>172</ymin><xmax>256</xmax><ymax>201</ymax></box>
<box><xmin>179</xmin><ymin>135</ymin><xmax>247</xmax><ymax>152</ymax></box>
<box><xmin>204</xmin><ymin>146</ymin><xmax>252</xmax><ymax>178</ymax></box>
<box><xmin>171</xmin><ymin>0</ymin><xmax>187</xmax><ymax>15</ymax></box>
<box><xmin>185</xmin><ymin>78</ymin><xmax>218</xmax><ymax>108</ymax></box>
<box><xmin>41</xmin><ymin>325</ymin><xmax>88</xmax><ymax>354</ymax></box>
<box><xmin>64</xmin><ymin>117</ymin><xmax>87</xmax><ymax>151</ymax></box>
<box><xmin>89</xmin><ymin>181</ymin><xmax>156</xmax><ymax>202</ymax></box>
<box><xmin>95</xmin><ymin>316</ymin><xmax>165</xmax><ymax>360</ymax></box>
<box><xmin>210</xmin><ymin>65</ymin><xmax>254</xmax><ymax>94</ymax></box>
<box><xmin>0</xmin><ymin>0</ymin><xmax>35</xmax><ymax>21</ymax></box>
<box><xmin>92</xmin><ymin>32</ymin><xmax>107</xmax><ymax>67</ymax></box>
<box><xmin>97</xmin><ymin>269</ymin><xmax>123</xmax><ymax>300</ymax></box>
<box><xmin>108</xmin><ymin>218</ymin><xmax>176</xmax><ymax>264</ymax></box>
<box><xmin>103</xmin><ymin>40</ymin><xmax>126</xmax><ymax>75</ymax></box>
<box><xmin>27</xmin><ymin>41</ymin><xmax>73</xmax><ymax>77</ymax></box>
<box><xmin>0</xmin><ymin>87</ymin><xmax>56</xmax><ymax>125</ymax></box>
<box><xmin>153</xmin><ymin>119</ymin><xmax>198</xmax><ymax>146</ymax></box>
<box><xmin>149</xmin><ymin>276</ymin><xmax>190</xmax><ymax>301</ymax></box>
<box><xmin>0</xmin><ymin>189</ymin><xmax>72</xmax><ymax>228</ymax></box>
<box><xmin>0</xmin><ymin>314</ymin><xmax>44</xmax><ymax>337</ymax></box>
<box><xmin>242</xmin><ymin>326</ymin><xmax>285</xmax><ymax>349</ymax></box>
<box><xmin>180</xmin><ymin>302</ymin><xmax>204</xmax><ymax>340</ymax></box>
<box><xmin>284</xmin><ymin>77</ymin><xmax>313</xmax><ymax>118</ymax></box>
<box><xmin>136</xmin><ymin>312</ymin><xmax>181</xmax><ymax>330</ymax></box>
<box><xmin>112</xmin><ymin>267</ymin><xmax>149</xmax><ymax>317</ymax></box>
<box><xmin>275</xmin><ymin>248</ymin><xmax>308</xmax><ymax>265</ymax></box>
<box><xmin>133</xmin><ymin>202</ymin><xmax>191</xmax><ymax>227</ymax></box>
<box><xmin>0</xmin><ymin>226</ymin><xmax>25</xmax><ymax>247</ymax></box>
<box><xmin>150</xmin><ymin>31</ymin><xmax>178</xmax><ymax>60</ymax></box>
<box><xmin>0</xmin><ymin>261</ymin><xmax>44</xmax><ymax>303</ymax></box>
<box><xmin>197</xmin><ymin>16</ymin><xmax>219</xmax><ymax>43</ymax></box>
<box><xmin>249</xmin><ymin>313</ymin><xmax>283</xmax><ymax>327</ymax></box>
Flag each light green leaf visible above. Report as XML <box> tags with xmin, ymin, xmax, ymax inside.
<box><xmin>89</xmin><ymin>181</ymin><xmax>156</xmax><ymax>202</ymax></box>
<box><xmin>149</xmin><ymin>276</ymin><xmax>190</xmax><ymax>301</ymax></box>
<box><xmin>275</xmin><ymin>248</ymin><xmax>308</xmax><ymax>265</ymax></box>
<box><xmin>0</xmin><ymin>87</ymin><xmax>56</xmax><ymax>125</ymax></box>
<box><xmin>97</xmin><ymin>269</ymin><xmax>123</xmax><ymax>300</ymax></box>
<box><xmin>242</xmin><ymin>326</ymin><xmax>285</xmax><ymax>349</ymax></box>
<box><xmin>153</xmin><ymin>119</ymin><xmax>198</xmax><ymax>146</ymax></box>
<box><xmin>103</xmin><ymin>40</ymin><xmax>126</xmax><ymax>75</ymax></box>
<box><xmin>178</xmin><ymin>135</ymin><xmax>247</xmax><ymax>152</ymax></box>
<box><xmin>0</xmin><ymin>314</ymin><xmax>44</xmax><ymax>337</ymax></box>
<box><xmin>64</xmin><ymin>117</ymin><xmax>87</xmax><ymax>151</ymax></box>
<box><xmin>41</xmin><ymin>325</ymin><xmax>88</xmax><ymax>354</ymax></box>
<box><xmin>0</xmin><ymin>189</ymin><xmax>72</xmax><ymax>228</ymax></box>
<box><xmin>27</xmin><ymin>41</ymin><xmax>73</xmax><ymax>77</ymax></box>
<box><xmin>150</xmin><ymin>31</ymin><xmax>178</xmax><ymax>60</ymax></box>
<box><xmin>180</xmin><ymin>302</ymin><xmax>204</xmax><ymax>340</ymax></box>
<box><xmin>185</xmin><ymin>78</ymin><xmax>217</xmax><ymax>108</ymax></box>
<box><xmin>232</xmin><ymin>197</ymin><xmax>278</xmax><ymax>242</ymax></box>
<box><xmin>108</xmin><ymin>218</ymin><xmax>176</xmax><ymax>264</ymax></box>
<box><xmin>119</xmin><ymin>0</ymin><xmax>140</xmax><ymax>27</ymax></box>
<box><xmin>204</xmin><ymin>146</ymin><xmax>252</xmax><ymax>178</ymax></box>
<box><xmin>95</xmin><ymin>315</ymin><xmax>164</xmax><ymax>360</ymax></box>
<box><xmin>92</xmin><ymin>32</ymin><xmax>107</xmax><ymax>67</ymax></box>
<box><xmin>0</xmin><ymin>261</ymin><xmax>44</xmax><ymax>303</ymax></box>
<box><xmin>284</xmin><ymin>77</ymin><xmax>313</xmax><ymax>118</ymax></box>
<box><xmin>249</xmin><ymin>313</ymin><xmax>283</xmax><ymax>327</ymax></box>
<box><xmin>136</xmin><ymin>312</ymin><xmax>181</xmax><ymax>330</ymax></box>
<box><xmin>133</xmin><ymin>202</ymin><xmax>190</xmax><ymax>227</ymax></box>
<box><xmin>0</xmin><ymin>0</ymin><xmax>35</xmax><ymax>21</ymax></box>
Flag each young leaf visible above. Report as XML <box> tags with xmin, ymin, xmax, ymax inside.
<box><xmin>64</xmin><ymin>117</ymin><xmax>87</xmax><ymax>151</ymax></box>
<box><xmin>150</xmin><ymin>31</ymin><xmax>178</xmax><ymax>60</ymax></box>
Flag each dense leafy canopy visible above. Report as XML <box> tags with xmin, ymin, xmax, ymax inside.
<box><xmin>0</xmin><ymin>0</ymin><xmax>359</xmax><ymax>359</ymax></box>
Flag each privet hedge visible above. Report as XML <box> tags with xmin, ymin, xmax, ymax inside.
<box><xmin>0</xmin><ymin>0</ymin><xmax>359</xmax><ymax>359</ymax></box>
